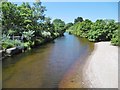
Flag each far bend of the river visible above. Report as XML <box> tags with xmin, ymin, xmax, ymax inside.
<box><xmin>2</xmin><ymin>33</ymin><xmax>94</xmax><ymax>88</ymax></box>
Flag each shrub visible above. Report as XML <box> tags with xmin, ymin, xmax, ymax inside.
<box><xmin>2</xmin><ymin>39</ymin><xmax>14</xmax><ymax>49</ymax></box>
<box><xmin>68</xmin><ymin>19</ymin><xmax>119</xmax><ymax>46</ymax></box>
<box><xmin>41</xmin><ymin>31</ymin><xmax>51</xmax><ymax>38</ymax></box>
<box><xmin>111</xmin><ymin>30</ymin><xmax>119</xmax><ymax>46</ymax></box>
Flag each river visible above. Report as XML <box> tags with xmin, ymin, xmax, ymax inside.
<box><xmin>2</xmin><ymin>33</ymin><xmax>94</xmax><ymax>88</ymax></box>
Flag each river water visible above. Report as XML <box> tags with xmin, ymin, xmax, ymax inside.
<box><xmin>2</xmin><ymin>33</ymin><xmax>94</xmax><ymax>88</ymax></box>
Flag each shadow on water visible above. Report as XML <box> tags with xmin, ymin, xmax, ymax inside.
<box><xmin>2</xmin><ymin>33</ymin><xmax>94</xmax><ymax>88</ymax></box>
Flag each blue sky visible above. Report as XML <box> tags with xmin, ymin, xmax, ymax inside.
<box><xmin>43</xmin><ymin>2</ymin><xmax>118</xmax><ymax>23</ymax></box>
<box><xmin>8</xmin><ymin>1</ymin><xmax>118</xmax><ymax>23</ymax></box>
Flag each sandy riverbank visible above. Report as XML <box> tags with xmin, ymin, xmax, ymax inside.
<box><xmin>83</xmin><ymin>42</ymin><xmax>118</xmax><ymax>88</ymax></box>
<box><xmin>59</xmin><ymin>42</ymin><xmax>118</xmax><ymax>88</ymax></box>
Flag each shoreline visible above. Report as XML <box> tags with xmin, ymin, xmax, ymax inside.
<box><xmin>59</xmin><ymin>42</ymin><xmax>94</xmax><ymax>88</ymax></box>
<box><xmin>59</xmin><ymin>41</ymin><xmax>118</xmax><ymax>88</ymax></box>
<box><xmin>1</xmin><ymin>35</ymin><xmax>64</xmax><ymax>60</ymax></box>
<box><xmin>83</xmin><ymin>42</ymin><xmax>118</xmax><ymax>88</ymax></box>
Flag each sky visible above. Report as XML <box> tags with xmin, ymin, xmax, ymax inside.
<box><xmin>8</xmin><ymin>0</ymin><xmax>119</xmax><ymax>2</ymax></box>
<box><xmin>8</xmin><ymin>0</ymin><xmax>118</xmax><ymax>23</ymax></box>
<box><xmin>43</xmin><ymin>2</ymin><xmax>118</xmax><ymax>23</ymax></box>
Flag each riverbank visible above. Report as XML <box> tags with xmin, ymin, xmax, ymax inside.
<box><xmin>59</xmin><ymin>42</ymin><xmax>118</xmax><ymax>88</ymax></box>
<box><xmin>83</xmin><ymin>42</ymin><xmax>118</xmax><ymax>88</ymax></box>
<box><xmin>1</xmin><ymin>34</ymin><xmax>64</xmax><ymax>60</ymax></box>
<box><xmin>3</xmin><ymin>33</ymin><xmax>94</xmax><ymax>88</ymax></box>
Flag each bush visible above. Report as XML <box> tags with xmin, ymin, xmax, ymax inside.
<box><xmin>53</xmin><ymin>32</ymin><xmax>60</xmax><ymax>37</ymax></box>
<box><xmin>68</xmin><ymin>19</ymin><xmax>119</xmax><ymax>46</ymax></box>
<box><xmin>14</xmin><ymin>40</ymin><xmax>24</xmax><ymax>47</ymax></box>
<box><xmin>41</xmin><ymin>31</ymin><xmax>51</xmax><ymax>38</ymax></box>
<box><xmin>2</xmin><ymin>39</ymin><xmax>14</xmax><ymax>49</ymax></box>
<box><xmin>111</xmin><ymin>30</ymin><xmax>119</xmax><ymax>46</ymax></box>
<box><xmin>34</xmin><ymin>37</ymin><xmax>45</xmax><ymax>45</ymax></box>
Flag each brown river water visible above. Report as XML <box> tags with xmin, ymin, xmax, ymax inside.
<box><xmin>2</xmin><ymin>33</ymin><xmax>94</xmax><ymax>88</ymax></box>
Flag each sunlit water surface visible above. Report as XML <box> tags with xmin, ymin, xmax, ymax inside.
<box><xmin>2</xmin><ymin>33</ymin><xmax>94</xmax><ymax>88</ymax></box>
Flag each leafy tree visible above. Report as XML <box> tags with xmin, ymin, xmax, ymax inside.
<box><xmin>52</xmin><ymin>19</ymin><xmax>65</xmax><ymax>35</ymax></box>
<box><xmin>111</xmin><ymin>29</ymin><xmax>119</xmax><ymax>46</ymax></box>
<box><xmin>68</xmin><ymin>18</ymin><xmax>118</xmax><ymax>45</ymax></box>
<box><xmin>111</xmin><ymin>23</ymin><xmax>119</xmax><ymax>46</ymax></box>
<box><xmin>87</xmin><ymin>19</ymin><xmax>106</xmax><ymax>41</ymax></box>
<box><xmin>1</xmin><ymin>1</ymin><xmax>70</xmax><ymax>50</ymax></box>
<box><xmin>44</xmin><ymin>17</ymin><xmax>53</xmax><ymax>31</ymax></box>
<box><xmin>32</xmin><ymin>1</ymin><xmax>46</xmax><ymax>24</ymax></box>
<box><xmin>67</xmin><ymin>19</ymin><xmax>92</xmax><ymax>38</ymax></box>
<box><xmin>74</xmin><ymin>17</ymin><xmax>83</xmax><ymax>23</ymax></box>
<box><xmin>2</xmin><ymin>2</ymin><xmax>18</xmax><ymax>34</ymax></box>
<box><xmin>65</xmin><ymin>22</ymin><xmax>73</xmax><ymax>30</ymax></box>
<box><xmin>88</xmin><ymin>19</ymin><xmax>118</xmax><ymax>42</ymax></box>
<box><xmin>32</xmin><ymin>1</ymin><xmax>46</xmax><ymax>36</ymax></box>
<box><xmin>17</xmin><ymin>2</ymin><xmax>33</xmax><ymax>33</ymax></box>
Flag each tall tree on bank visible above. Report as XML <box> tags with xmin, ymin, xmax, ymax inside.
<box><xmin>2</xmin><ymin>2</ymin><xmax>19</xmax><ymax>35</ymax></box>
<box><xmin>52</xmin><ymin>19</ymin><xmax>65</xmax><ymax>35</ymax></box>
<box><xmin>74</xmin><ymin>17</ymin><xmax>83</xmax><ymax>23</ymax></box>
<box><xmin>32</xmin><ymin>1</ymin><xmax>46</xmax><ymax>36</ymax></box>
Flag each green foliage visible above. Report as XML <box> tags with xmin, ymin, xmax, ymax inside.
<box><xmin>23</xmin><ymin>42</ymin><xmax>30</xmax><ymax>48</ymax></box>
<box><xmin>41</xmin><ymin>31</ymin><xmax>52</xmax><ymax>38</ymax></box>
<box><xmin>14</xmin><ymin>40</ymin><xmax>24</xmax><ymax>47</ymax></box>
<box><xmin>68</xmin><ymin>18</ymin><xmax>119</xmax><ymax>46</ymax></box>
<box><xmin>68</xmin><ymin>19</ymin><xmax>92</xmax><ymax>38</ymax></box>
<box><xmin>88</xmin><ymin>20</ymin><xmax>118</xmax><ymax>42</ymax></box>
<box><xmin>2</xmin><ymin>2</ymin><xmax>66</xmax><ymax>50</ymax></box>
<box><xmin>52</xmin><ymin>19</ymin><xmax>65</xmax><ymax>35</ymax></box>
<box><xmin>23</xmin><ymin>30</ymin><xmax>35</xmax><ymax>41</ymax></box>
<box><xmin>74</xmin><ymin>17</ymin><xmax>83</xmax><ymax>23</ymax></box>
<box><xmin>111</xmin><ymin>29</ymin><xmax>119</xmax><ymax>46</ymax></box>
<box><xmin>34</xmin><ymin>37</ymin><xmax>45</xmax><ymax>45</ymax></box>
<box><xmin>65</xmin><ymin>22</ymin><xmax>73</xmax><ymax>30</ymax></box>
<box><xmin>1</xmin><ymin>35</ymin><xmax>24</xmax><ymax>49</ymax></box>
<box><xmin>88</xmin><ymin>20</ymin><xmax>106</xmax><ymax>41</ymax></box>
<box><xmin>111</xmin><ymin>23</ymin><xmax>120</xmax><ymax>46</ymax></box>
<box><xmin>53</xmin><ymin>32</ymin><xmax>60</xmax><ymax>37</ymax></box>
<box><xmin>2</xmin><ymin>2</ymin><xmax>18</xmax><ymax>34</ymax></box>
<box><xmin>2</xmin><ymin>39</ymin><xmax>14</xmax><ymax>49</ymax></box>
<box><xmin>43</xmin><ymin>17</ymin><xmax>55</xmax><ymax>34</ymax></box>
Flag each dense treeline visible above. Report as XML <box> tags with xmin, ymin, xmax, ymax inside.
<box><xmin>1</xmin><ymin>2</ymin><xmax>65</xmax><ymax>50</ymax></box>
<box><xmin>67</xmin><ymin>17</ymin><xmax>119</xmax><ymax>46</ymax></box>
<box><xmin>1</xmin><ymin>1</ymin><xmax>119</xmax><ymax>52</ymax></box>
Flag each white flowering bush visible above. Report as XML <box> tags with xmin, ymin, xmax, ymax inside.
<box><xmin>23</xmin><ymin>30</ymin><xmax>35</xmax><ymax>41</ymax></box>
<box><xmin>41</xmin><ymin>31</ymin><xmax>51</xmax><ymax>38</ymax></box>
<box><xmin>53</xmin><ymin>32</ymin><xmax>59</xmax><ymax>37</ymax></box>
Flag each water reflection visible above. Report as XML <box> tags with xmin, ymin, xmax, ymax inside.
<box><xmin>2</xmin><ymin>33</ymin><xmax>94</xmax><ymax>88</ymax></box>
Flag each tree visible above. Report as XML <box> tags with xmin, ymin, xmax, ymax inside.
<box><xmin>67</xmin><ymin>19</ymin><xmax>92</xmax><ymax>38</ymax></box>
<box><xmin>53</xmin><ymin>19</ymin><xmax>65</xmax><ymax>31</ymax></box>
<box><xmin>65</xmin><ymin>22</ymin><xmax>73</xmax><ymax>30</ymax></box>
<box><xmin>74</xmin><ymin>17</ymin><xmax>83</xmax><ymax>23</ymax></box>
<box><xmin>68</xmin><ymin>18</ymin><xmax>118</xmax><ymax>45</ymax></box>
<box><xmin>52</xmin><ymin>19</ymin><xmax>65</xmax><ymax>36</ymax></box>
<box><xmin>1</xmin><ymin>1</ymin><xmax>67</xmax><ymax>50</ymax></box>
<box><xmin>2</xmin><ymin>2</ymin><xmax>18</xmax><ymax>34</ymax></box>
<box><xmin>44</xmin><ymin>17</ymin><xmax>54</xmax><ymax>32</ymax></box>
<box><xmin>17</xmin><ymin>2</ymin><xmax>33</xmax><ymax>33</ymax></box>
<box><xmin>111</xmin><ymin>29</ymin><xmax>119</xmax><ymax>46</ymax></box>
<box><xmin>32</xmin><ymin>1</ymin><xmax>46</xmax><ymax>24</ymax></box>
<box><xmin>32</xmin><ymin>1</ymin><xmax>46</xmax><ymax>36</ymax></box>
<box><xmin>88</xmin><ymin>19</ymin><xmax>107</xmax><ymax>41</ymax></box>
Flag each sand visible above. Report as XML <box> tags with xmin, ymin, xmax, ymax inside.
<box><xmin>83</xmin><ymin>42</ymin><xmax>118</xmax><ymax>88</ymax></box>
<box><xmin>59</xmin><ymin>42</ymin><xmax>118</xmax><ymax>88</ymax></box>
